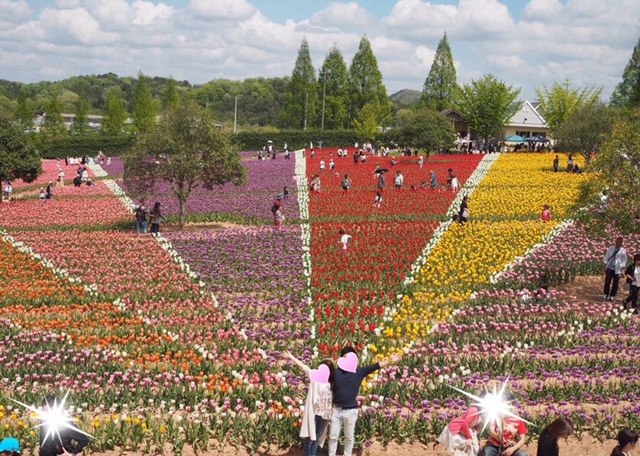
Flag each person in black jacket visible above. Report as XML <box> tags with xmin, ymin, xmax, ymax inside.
<box><xmin>39</xmin><ymin>396</ymin><xmax>90</xmax><ymax>456</ymax></box>
<box><xmin>610</xmin><ymin>429</ymin><xmax>638</xmax><ymax>456</ymax></box>
<box><xmin>536</xmin><ymin>417</ymin><xmax>573</xmax><ymax>456</ymax></box>
<box><xmin>458</xmin><ymin>196</ymin><xmax>469</xmax><ymax>223</ymax></box>
<box><xmin>327</xmin><ymin>347</ymin><xmax>402</xmax><ymax>456</ymax></box>
<box><xmin>623</xmin><ymin>254</ymin><xmax>640</xmax><ymax>313</ymax></box>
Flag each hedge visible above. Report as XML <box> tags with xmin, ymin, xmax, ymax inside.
<box><xmin>33</xmin><ymin>134</ymin><xmax>136</xmax><ymax>158</ymax></box>
<box><xmin>233</xmin><ymin>130</ymin><xmax>361</xmax><ymax>150</ymax></box>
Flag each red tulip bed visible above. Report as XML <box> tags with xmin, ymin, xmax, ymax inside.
<box><xmin>307</xmin><ymin>149</ymin><xmax>483</xmax><ymax>355</ymax></box>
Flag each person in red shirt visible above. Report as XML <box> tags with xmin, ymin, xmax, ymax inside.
<box><xmin>437</xmin><ymin>406</ymin><xmax>481</xmax><ymax>455</ymax></box>
<box><xmin>540</xmin><ymin>205</ymin><xmax>551</xmax><ymax>222</ymax></box>
<box><xmin>482</xmin><ymin>414</ymin><xmax>528</xmax><ymax>456</ymax></box>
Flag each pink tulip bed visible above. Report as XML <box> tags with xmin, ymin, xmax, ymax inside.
<box><xmin>0</xmin><ymin>155</ymin><xmax>639</xmax><ymax>455</ymax></box>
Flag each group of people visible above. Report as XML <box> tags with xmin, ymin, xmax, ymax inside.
<box><xmin>552</xmin><ymin>154</ymin><xmax>582</xmax><ymax>174</ymax></box>
<box><xmin>284</xmin><ymin>346</ymin><xmax>403</xmax><ymax>456</ymax></box>
<box><xmin>603</xmin><ymin>237</ymin><xmax>639</xmax><ymax>313</ymax></box>
<box><xmin>134</xmin><ymin>201</ymin><xmax>165</xmax><ymax>236</ymax></box>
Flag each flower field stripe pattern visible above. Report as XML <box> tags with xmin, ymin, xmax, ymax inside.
<box><xmin>307</xmin><ymin>150</ymin><xmax>485</xmax><ymax>356</ymax></box>
<box><xmin>489</xmin><ymin>219</ymin><xmax>575</xmax><ymax>285</ymax></box>
<box><xmin>294</xmin><ymin>149</ymin><xmax>314</xmax><ymax>344</ymax></box>
<box><xmin>405</xmin><ymin>153</ymin><xmax>500</xmax><ymax>286</ymax></box>
<box><xmin>0</xmin><ymin>230</ymin><xmax>97</xmax><ymax>296</ymax></box>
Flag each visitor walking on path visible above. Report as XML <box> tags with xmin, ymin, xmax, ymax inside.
<box><xmin>623</xmin><ymin>254</ymin><xmax>640</xmax><ymax>313</ymax></box>
<box><xmin>437</xmin><ymin>406</ymin><xmax>481</xmax><ymax>456</ymax></box>
<box><xmin>283</xmin><ymin>352</ymin><xmax>334</xmax><ymax>456</ymax></box>
<box><xmin>603</xmin><ymin>237</ymin><xmax>627</xmax><ymax>301</ymax></box>
<box><xmin>536</xmin><ymin>417</ymin><xmax>573</xmax><ymax>456</ymax></box>
<box><xmin>609</xmin><ymin>429</ymin><xmax>638</xmax><ymax>456</ymax></box>
<box><xmin>327</xmin><ymin>347</ymin><xmax>402</xmax><ymax>456</ymax></box>
<box><xmin>149</xmin><ymin>202</ymin><xmax>164</xmax><ymax>237</ymax></box>
<box><xmin>135</xmin><ymin>203</ymin><xmax>148</xmax><ymax>236</ymax></box>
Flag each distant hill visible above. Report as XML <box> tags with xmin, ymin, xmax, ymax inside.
<box><xmin>390</xmin><ymin>89</ymin><xmax>421</xmax><ymax>105</ymax></box>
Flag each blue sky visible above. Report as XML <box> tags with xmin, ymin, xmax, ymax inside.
<box><xmin>1</xmin><ymin>0</ymin><xmax>638</xmax><ymax>99</ymax></box>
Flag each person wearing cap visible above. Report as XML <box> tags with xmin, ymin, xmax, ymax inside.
<box><xmin>0</xmin><ymin>437</ymin><xmax>20</xmax><ymax>455</ymax></box>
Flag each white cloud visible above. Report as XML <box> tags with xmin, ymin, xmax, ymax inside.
<box><xmin>189</xmin><ymin>0</ymin><xmax>256</xmax><ymax>20</ymax></box>
<box><xmin>0</xmin><ymin>0</ymin><xmax>637</xmax><ymax>100</ymax></box>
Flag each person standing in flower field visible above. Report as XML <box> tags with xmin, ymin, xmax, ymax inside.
<box><xmin>341</xmin><ymin>175</ymin><xmax>351</xmax><ymax>193</ymax></box>
<box><xmin>373</xmin><ymin>188</ymin><xmax>383</xmax><ymax>209</ymax></box>
<box><xmin>553</xmin><ymin>155</ymin><xmax>559</xmax><ymax>172</ymax></box>
<box><xmin>540</xmin><ymin>205</ymin><xmax>551</xmax><ymax>222</ymax></box>
<box><xmin>623</xmin><ymin>254</ymin><xmax>640</xmax><ymax>313</ymax></box>
<box><xmin>458</xmin><ymin>196</ymin><xmax>469</xmax><ymax>223</ymax></box>
<box><xmin>339</xmin><ymin>229</ymin><xmax>351</xmax><ymax>253</ymax></box>
<box><xmin>149</xmin><ymin>202</ymin><xmax>164</xmax><ymax>237</ymax></box>
<box><xmin>135</xmin><ymin>202</ymin><xmax>148</xmax><ymax>236</ymax></box>
<box><xmin>394</xmin><ymin>171</ymin><xmax>404</xmax><ymax>190</ymax></box>
<box><xmin>39</xmin><ymin>396</ymin><xmax>90</xmax><ymax>456</ymax></box>
<box><xmin>430</xmin><ymin>170</ymin><xmax>438</xmax><ymax>190</ymax></box>
<box><xmin>603</xmin><ymin>237</ymin><xmax>627</xmax><ymax>301</ymax></box>
<box><xmin>283</xmin><ymin>352</ymin><xmax>334</xmax><ymax>456</ymax></box>
<box><xmin>327</xmin><ymin>347</ymin><xmax>403</xmax><ymax>456</ymax></box>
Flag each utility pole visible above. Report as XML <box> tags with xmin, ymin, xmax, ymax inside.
<box><xmin>321</xmin><ymin>74</ymin><xmax>327</xmax><ymax>131</ymax></box>
<box><xmin>233</xmin><ymin>96</ymin><xmax>238</xmax><ymax>133</ymax></box>
<box><xmin>303</xmin><ymin>92</ymin><xmax>308</xmax><ymax>131</ymax></box>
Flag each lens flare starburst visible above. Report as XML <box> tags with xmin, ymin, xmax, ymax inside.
<box><xmin>449</xmin><ymin>377</ymin><xmax>532</xmax><ymax>434</ymax></box>
<box><xmin>10</xmin><ymin>392</ymin><xmax>92</xmax><ymax>446</ymax></box>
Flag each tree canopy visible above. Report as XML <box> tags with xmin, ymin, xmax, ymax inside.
<box><xmin>348</xmin><ymin>36</ymin><xmax>391</xmax><ymax>126</ymax></box>
<box><xmin>456</xmin><ymin>74</ymin><xmax>521</xmax><ymax>142</ymax></box>
<box><xmin>132</xmin><ymin>72</ymin><xmax>157</xmax><ymax>133</ymax></box>
<box><xmin>392</xmin><ymin>106</ymin><xmax>455</xmax><ymax>155</ymax></box>
<box><xmin>318</xmin><ymin>46</ymin><xmax>349</xmax><ymax>130</ymax></box>
<box><xmin>573</xmin><ymin>109</ymin><xmax>640</xmax><ymax>233</ymax></box>
<box><xmin>123</xmin><ymin>100</ymin><xmax>246</xmax><ymax>229</ymax></box>
<box><xmin>535</xmin><ymin>78</ymin><xmax>602</xmax><ymax>135</ymax></box>
<box><xmin>282</xmin><ymin>38</ymin><xmax>318</xmax><ymax>130</ymax></box>
<box><xmin>0</xmin><ymin>119</ymin><xmax>41</xmax><ymax>199</ymax></box>
<box><xmin>554</xmin><ymin>103</ymin><xmax>614</xmax><ymax>164</ymax></box>
<box><xmin>610</xmin><ymin>37</ymin><xmax>640</xmax><ymax>109</ymax></box>
<box><xmin>421</xmin><ymin>33</ymin><xmax>458</xmax><ymax>112</ymax></box>
<box><xmin>103</xmin><ymin>87</ymin><xmax>128</xmax><ymax>136</ymax></box>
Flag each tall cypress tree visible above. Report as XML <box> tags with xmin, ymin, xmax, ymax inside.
<box><xmin>103</xmin><ymin>87</ymin><xmax>128</xmax><ymax>136</ymax></box>
<box><xmin>611</xmin><ymin>37</ymin><xmax>640</xmax><ymax>109</ymax></box>
<box><xmin>15</xmin><ymin>90</ymin><xmax>32</xmax><ymax>128</ymax></box>
<box><xmin>45</xmin><ymin>94</ymin><xmax>64</xmax><ymax>127</ymax></box>
<box><xmin>71</xmin><ymin>98</ymin><xmax>89</xmax><ymax>134</ymax></box>
<box><xmin>318</xmin><ymin>46</ymin><xmax>349</xmax><ymax>130</ymax></box>
<box><xmin>421</xmin><ymin>33</ymin><xmax>458</xmax><ymax>112</ymax></box>
<box><xmin>283</xmin><ymin>38</ymin><xmax>318</xmax><ymax>129</ymax></box>
<box><xmin>348</xmin><ymin>36</ymin><xmax>391</xmax><ymax>126</ymax></box>
<box><xmin>132</xmin><ymin>71</ymin><xmax>156</xmax><ymax>133</ymax></box>
<box><xmin>162</xmin><ymin>77</ymin><xmax>180</xmax><ymax>110</ymax></box>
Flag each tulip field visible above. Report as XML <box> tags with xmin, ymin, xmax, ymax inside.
<box><xmin>1</xmin><ymin>149</ymin><xmax>640</xmax><ymax>455</ymax></box>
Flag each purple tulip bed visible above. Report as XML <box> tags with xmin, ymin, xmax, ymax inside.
<box><xmin>117</xmin><ymin>156</ymin><xmax>299</xmax><ymax>224</ymax></box>
<box><xmin>165</xmin><ymin>225</ymin><xmax>310</xmax><ymax>356</ymax></box>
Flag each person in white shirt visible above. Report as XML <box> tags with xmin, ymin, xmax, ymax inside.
<box><xmin>329</xmin><ymin>159</ymin><xmax>335</xmax><ymax>170</ymax></box>
<box><xmin>603</xmin><ymin>237</ymin><xmax>628</xmax><ymax>301</ymax></box>
<box><xmin>339</xmin><ymin>230</ymin><xmax>351</xmax><ymax>253</ymax></box>
<box><xmin>57</xmin><ymin>170</ymin><xmax>65</xmax><ymax>188</ymax></box>
<box><xmin>451</xmin><ymin>176</ymin><xmax>460</xmax><ymax>192</ymax></box>
<box><xmin>320</xmin><ymin>159</ymin><xmax>326</xmax><ymax>171</ymax></box>
<box><xmin>394</xmin><ymin>171</ymin><xmax>404</xmax><ymax>190</ymax></box>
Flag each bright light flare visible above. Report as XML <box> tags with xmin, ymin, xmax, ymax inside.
<box><xmin>10</xmin><ymin>392</ymin><xmax>92</xmax><ymax>446</ymax></box>
<box><xmin>448</xmin><ymin>377</ymin><xmax>532</xmax><ymax>434</ymax></box>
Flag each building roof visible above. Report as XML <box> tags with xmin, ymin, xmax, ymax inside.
<box><xmin>508</xmin><ymin>100</ymin><xmax>548</xmax><ymax>128</ymax></box>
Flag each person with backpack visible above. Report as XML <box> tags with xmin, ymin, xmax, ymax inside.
<box><xmin>624</xmin><ymin>254</ymin><xmax>640</xmax><ymax>313</ymax></box>
<box><xmin>341</xmin><ymin>175</ymin><xmax>351</xmax><ymax>193</ymax></box>
<box><xmin>135</xmin><ymin>203</ymin><xmax>148</xmax><ymax>236</ymax></box>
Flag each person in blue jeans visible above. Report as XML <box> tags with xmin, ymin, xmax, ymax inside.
<box><xmin>135</xmin><ymin>204</ymin><xmax>148</xmax><ymax>236</ymax></box>
<box><xmin>480</xmin><ymin>391</ymin><xmax>528</xmax><ymax>456</ymax></box>
<box><xmin>328</xmin><ymin>346</ymin><xmax>402</xmax><ymax>456</ymax></box>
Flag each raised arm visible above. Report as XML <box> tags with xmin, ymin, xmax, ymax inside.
<box><xmin>283</xmin><ymin>351</ymin><xmax>309</xmax><ymax>373</ymax></box>
<box><xmin>378</xmin><ymin>352</ymin><xmax>403</xmax><ymax>368</ymax></box>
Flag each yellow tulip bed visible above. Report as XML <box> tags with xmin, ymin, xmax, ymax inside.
<box><xmin>389</xmin><ymin>153</ymin><xmax>580</xmax><ymax>343</ymax></box>
<box><xmin>469</xmin><ymin>154</ymin><xmax>588</xmax><ymax>220</ymax></box>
